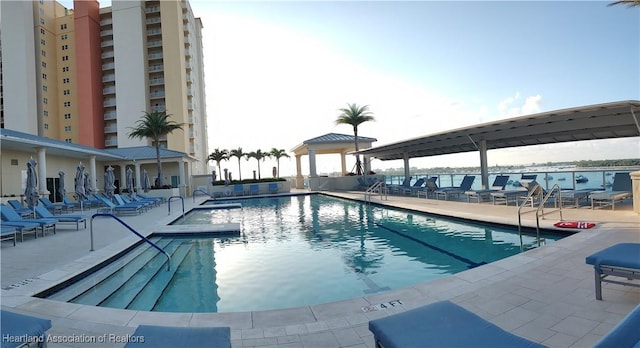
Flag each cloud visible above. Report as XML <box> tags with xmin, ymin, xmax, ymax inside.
<box><xmin>497</xmin><ymin>93</ymin><xmax>543</xmax><ymax>118</ymax></box>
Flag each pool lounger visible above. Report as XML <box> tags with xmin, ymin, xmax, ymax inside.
<box><xmin>585</xmin><ymin>243</ymin><xmax>640</xmax><ymax>300</ymax></box>
<box><xmin>593</xmin><ymin>303</ymin><xmax>640</xmax><ymax>348</ymax></box>
<box><xmin>368</xmin><ymin>300</ymin><xmax>546</xmax><ymax>348</ymax></box>
<box><xmin>1</xmin><ymin>226</ymin><xmax>17</xmax><ymax>246</ymax></box>
<box><xmin>1</xmin><ymin>309</ymin><xmax>52</xmax><ymax>348</ymax></box>
<box><xmin>124</xmin><ymin>325</ymin><xmax>230</xmax><ymax>348</ymax></box>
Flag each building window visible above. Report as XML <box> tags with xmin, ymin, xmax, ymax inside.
<box><xmin>64</xmin><ymin>113</ymin><xmax>71</xmax><ymax>119</ymax></box>
<box><xmin>42</xmin><ymin>85</ymin><xmax>47</xmax><ymax>92</ymax></box>
<box><xmin>41</xmin><ymin>28</ymin><xmax>45</xmax><ymax>35</ymax></box>
<box><xmin>63</xmin><ymin>89</ymin><xmax>70</xmax><ymax>95</ymax></box>
<box><xmin>42</xmin><ymin>73</ymin><xmax>47</xmax><ymax>80</ymax></box>
<box><xmin>43</xmin><ymin>98</ymin><xmax>48</xmax><ymax>104</ymax></box>
<box><xmin>61</xmin><ymin>34</ymin><xmax>67</xmax><ymax>40</ymax></box>
<box><xmin>40</xmin><ymin>18</ymin><xmax>45</xmax><ymax>25</ymax></box>
<box><xmin>41</xmin><ymin>61</ymin><xmax>47</xmax><ymax>68</ymax></box>
<box><xmin>41</xmin><ymin>50</ymin><xmax>46</xmax><ymax>57</ymax></box>
<box><xmin>61</xmin><ymin>44</ymin><xmax>68</xmax><ymax>50</ymax></box>
<box><xmin>65</xmin><ymin>139</ymin><xmax>72</xmax><ymax>143</ymax></box>
<box><xmin>41</xmin><ymin>39</ymin><xmax>46</xmax><ymax>45</ymax></box>
<box><xmin>64</xmin><ymin>126</ymin><xmax>71</xmax><ymax>132</ymax></box>
<box><xmin>62</xmin><ymin>55</ymin><xmax>68</xmax><ymax>61</ymax></box>
<box><xmin>44</xmin><ymin>123</ymin><xmax>49</xmax><ymax>130</ymax></box>
<box><xmin>43</xmin><ymin>110</ymin><xmax>48</xmax><ymax>117</ymax></box>
<box><xmin>62</xmin><ymin>66</ymin><xmax>69</xmax><ymax>72</ymax></box>
<box><xmin>61</xmin><ymin>24</ymin><xmax>67</xmax><ymax>30</ymax></box>
<box><xmin>63</xmin><ymin>78</ymin><xmax>69</xmax><ymax>84</ymax></box>
<box><xmin>64</xmin><ymin>101</ymin><xmax>71</xmax><ymax>107</ymax></box>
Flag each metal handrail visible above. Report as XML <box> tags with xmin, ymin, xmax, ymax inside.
<box><xmin>517</xmin><ymin>184</ymin><xmax>544</xmax><ymax>249</ymax></box>
<box><xmin>192</xmin><ymin>189</ymin><xmax>212</xmax><ymax>202</ymax></box>
<box><xmin>535</xmin><ymin>184</ymin><xmax>563</xmax><ymax>233</ymax></box>
<box><xmin>168</xmin><ymin>195</ymin><xmax>184</xmax><ymax>218</ymax></box>
<box><xmin>364</xmin><ymin>181</ymin><xmax>388</xmax><ymax>202</ymax></box>
<box><xmin>90</xmin><ymin>213</ymin><xmax>171</xmax><ymax>271</ymax></box>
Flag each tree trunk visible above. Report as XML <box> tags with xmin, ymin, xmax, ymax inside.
<box><xmin>353</xmin><ymin>127</ymin><xmax>362</xmax><ymax>175</ymax></box>
<box><xmin>155</xmin><ymin>143</ymin><xmax>163</xmax><ymax>187</ymax></box>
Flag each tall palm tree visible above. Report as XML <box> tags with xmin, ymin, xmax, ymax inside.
<box><xmin>335</xmin><ymin>103</ymin><xmax>375</xmax><ymax>175</ymax></box>
<box><xmin>128</xmin><ymin>111</ymin><xmax>183</xmax><ymax>187</ymax></box>
<box><xmin>207</xmin><ymin>148</ymin><xmax>229</xmax><ymax>180</ymax></box>
<box><xmin>247</xmin><ymin>149</ymin><xmax>269</xmax><ymax>180</ymax></box>
<box><xmin>229</xmin><ymin>147</ymin><xmax>245</xmax><ymax>181</ymax></box>
<box><xmin>269</xmin><ymin>148</ymin><xmax>290</xmax><ymax>178</ymax></box>
<box><xmin>608</xmin><ymin>0</ymin><xmax>640</xmax><ymax>7</ymax></box>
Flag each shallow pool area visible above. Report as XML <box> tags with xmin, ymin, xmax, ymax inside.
<box><xmin>41</xmin><ymin>194</ymin><xmax>568</xmax><ymax>313</ymax></box>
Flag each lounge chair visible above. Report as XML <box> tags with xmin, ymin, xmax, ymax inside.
<box><xmin>400</xmin><ymin>178</ymin><xmax>426</xmax><ymax>196</ymax></box>
<box><xmin>435</xmin><ymin>175</ymin><xmax>475</xmax><ymax>200</ymax></box>
<box><xmin>1</xmin><ymin>226</ymin><xmax>17</xmax><ymax>246</ymax></box>
<box><xmin>585</xmin><ymin>243</ymin><xmax>640</xmax><ymax>300</ymax></box>
<box><xmin>1</xmin><ymin>310</ymin><xmax>52</xmax><ymax>348</ymax></box>
<box><xmin>464</xmin><ymin>175</ymin><xmax>510</xmax><ymax>203</ymax></box>
<box><xmin>39</xmin><ymin>196</ymin><xmax>66</xmax><ymax>214</ymax></box>
<box><xmin>137</xmin><ymin>193</ymin><xmax>166</xmax><ymax>204</ymax></box>
<box><xmin>131</xmin><ymin>194</ymin><xmax>160</xmax><ymax>207</ymax></box>
<box><xmin>417</xmin><ymin>179</ymin><xmax>439</xmax><ymax>199</ymax></box>
<box><xmin>1</xmin><ymin>204</ymin><xmax>56</xmax><ymax>236</ymax></box>
<box><xmin>268</xmin><ymin>182</ymin><xmax>279</xmax><ymax>194</ymax></box>
<box><xmin>387</xmin><ymin>178</ymin><xmax>410</xmax><ymax>195</ymax></box>
<box><xmin>233</xmin><ymin>184</ymin><xmax>244</xmax><ymax>196</ymax></box>
<box><xmin>124</xmin><ymin>325</ymin><xmax>231</xmax><ymax>348</ymax></box>
<box><xmin>558</xmin><ymin>188</ymin><xmax>600</xmax><ymax>208</ymax></box>
<box><xmin>490</xmin><ymin>174</ymin><xmax>538</xmax><ymax>206</ymax></box>
<box><xmin>115</xmin><ymin>194</ymin><xmax>151</xmax><ymax>211</ymax></box>
<box><xmin>62</xmin><ymin>196</ymin><xmax>84</xmax><ymax>211</ymax></box>
<box><xmin>6</xmin><ymin>199</ymin><xmax>35</xmax><ymax>218</ymax></box>
<box><xmin>591</xmin><ymin>172</ymin><xmax>632</xmax><ymax>210</ymax></box>
<box><xmin>594</xmin><ymin>303</ymin><xmax>640</xmax><ymax>347</ymax></box>
<box><xmin>94</xmin><ymin>194</ymin><xmax>143</xmax><ymax>215</ymax></box>
<box><xmin>34</xmin><ymin>205</ymin><xmax>86</xmax><ymax>230</ymax></box>
<box><xmin>0</xmin><ymin>220</ymin><xmax>40</xmax><ymax>241</ymax></box>
<box><xmin>368</xmin><ymin>300</ymin><xmax>545</xmax><ymax>348</ymax></box>
<box><xmin>249</xmin><ymin>184</ymin><xmax>259</xmax><ymax>195</ymax></box>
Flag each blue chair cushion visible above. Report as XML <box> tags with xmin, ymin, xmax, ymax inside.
<box><xmin>124</xmin><ymin>325</ymin><xmax>230</xmax><ymax>348</ymax></box>
<box><xmin>1</xmin><ymin>310</ymin><xmax>52</xmax><ymax>348</ymax></box>
<box><xmin>369</xmin><ymin>301</ymin><xmax>545</xmax><ymax>348</ymax></box>
<box><xmin>594</xmin><ymin>304</ymin><xmax>640</xmax><ymax>348</ymax></box>
<box><xmin>585</xmin><ymin>243</ymin><xmax>640</xmax><ymax>274</ymax></box>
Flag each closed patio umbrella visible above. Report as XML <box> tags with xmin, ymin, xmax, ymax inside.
<box><xmin>126</xmin><ymin>167</ymin><xmax>134</xmax><ymax>197</ymax></box>
<box><xmin>24</xmin><ymin>158</ymin><xmax>39</xmax><ymax>210</ymax></box>
<box><xmin>104</xmin><ymin>166</ymin><xmax>116</xmax><ymax>198</ymax></box>
<box><xmin>58</xmin><ymin>171</ymin><xmax>66</xmax><ymax>201</ymax></box>
<box><xmin>83</xmin><ymin>172</ymin><xmax>93</xmax><ymax>196</ymax></box>
<box><xmin>142</xmin><ymin>169</ymin><xmax>150</xmax><ymax>193</ymax></box>
<box><xmin>74</xmin><ymin>162</ymin><xmax>87</xmax><ymax>211</ymax></box>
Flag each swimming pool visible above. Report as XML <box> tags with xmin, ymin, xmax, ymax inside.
<box><xmin>43</xmin><ymin>194</ymin><xmax>566</xmax><ymax>313</ymax></box>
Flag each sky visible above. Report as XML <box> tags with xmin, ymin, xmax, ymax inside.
<box><xmin>62</xmin><ymin>1</ymin><xmax>640</xmax><ymax>178</ymax></box>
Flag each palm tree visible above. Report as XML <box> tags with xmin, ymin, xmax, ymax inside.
<box><xmin>608</xmin><ymin>0</ymin><xmax>640</xmax><ymax>7</ymax></box>
<box><xmin>128</xmin><ymin>111</ymin><xmax>183</xmax><ymax>187</ymax></box>
<box><xmin>247</xmin><ymin>149</ymin><xmax>269</xmax><ymax>180</ymax></box>
<box><xmin>269</xmin><ymin>148</ymin><xmax>290</xmax><ymax>178</ymax></box>
<box><xmin>335</xmin><ymin>103</ymin><xmax>375</xmax><ymax>175</ymax></box>
<box><xmin>229</xmin><ymin>147</ymin><xmax>245</xmax><ymax>181</ymax></box>
<box><xmin>208</xmin><ymin>148</ymin><xmax>229</xmax><ymax>181</ymax></box>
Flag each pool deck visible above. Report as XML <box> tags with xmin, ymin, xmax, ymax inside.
<box><xmin>1</xmin><ymin>191</ymin><xmax>639</xmax><ymax>348</ymax></box>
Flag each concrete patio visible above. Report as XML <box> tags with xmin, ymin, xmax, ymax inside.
<box><xmin>1</xmin><ymin>191</ymin><xmax>639</xmax><ymax>347</ymax></box>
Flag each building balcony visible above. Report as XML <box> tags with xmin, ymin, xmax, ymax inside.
<box><xmin>103</xmin><ymin>87</ymin><xmax>116</xmax><ymax>95</ymax></box>
<box><xmin>102</xmin><ymin>75</ymin><xmax>115</xmax><ymax>82</ymax></box>
<box><xmin>100</xmin><ymin>18</ymin><xmax>112</xmax><ymax>26</ymax></box>
<box><xmin>146</xmin><ymin>17</ymin><xmax>161</xmax><ymax>25</ymax></box>
<box><xmin>104</xmin><ymin>125</ymin><xmax>117</xmax><ymax>133</ymax></box>
<box><xmin>147</xmin><ymin>28</ymin><xmax>162</xmax><ymax>36</ymax></box>
<box><xmin>187</xmin><ymin>102</ymin><xmax>193</xmax><ymax>110</ymax></box>
<box><xmin>149</xmin><ymin>91</ymin><xmax>165</xmax><ymax>99</ymax></box>
<box><xmin>104</xmin><ymin>111</ymin><xmax>117</xmax><ymax>120</ymax></box>
<box><xmin>151</xmin><ymin>104</ymin><xmax>165</xmax><ymax>112</ymax></box>
<box><xmin>148</xmin><ymin>40</ymin><xmax>162</xmax><ymax>48</ymax></box>
<box><xmin>102</xmin><ymin>63</ymin><xmax>115</xmax><ymax>70</ymax></box>
<box><xmin>101</xmin><ymin>51</ymin><xmax>114</xmax><ymax>59</ymax></box>
<box><xmin>149</xmin><ymin>64</ymin><xmax>164</xmax><ymax>72</ymax></box>
<box><xmin>100</xmin><ymin>29</ymin><xmax>113</xmax><ymax>37</ymax></box>
<box><xmin>105</xmin><ymin>138</ymin><xmax>117</xmax><ymax>147</ymax></box>
<box><xmin>103</xmin><ymin>99</ymin><xmax>116</xmax><ymax>107</ymax></box>
<box><xmin>148</xmin><ymin>52</ymin><xmax>163</xmax><ymax>60</ymax></box>
<box><xmin>100</xmin><ymin>40</ymin><xmax>114</xmax><ymax>48</ymax></box>
<box><xmin>145</xmin><ymin>6</ymin><xmax>160</xmax><ymax>14</ymax></box>
<box><xmin>149</xmin><ymin>78</ymin><xmax>165</xmax><ymax>86</ymax></box>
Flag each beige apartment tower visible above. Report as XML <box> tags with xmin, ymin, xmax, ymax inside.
<box><xmin>0</xmin><ymin>0</ymin><xmax>209</xmax><ymax>174</ymax></box>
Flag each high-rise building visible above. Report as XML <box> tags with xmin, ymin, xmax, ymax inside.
<box><xmin>0</xmin><ymin>0</ymin><xmax>209</xmax><ymax>174</ymax></box>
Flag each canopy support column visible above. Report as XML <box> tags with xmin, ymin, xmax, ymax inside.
<box><xmin>403</xmin><ymin>153</ymin><xmax>410</xmax><ymax>185</ymax></box>
<box><xmin>479</xmin><ymin>139</ymin><xmax>489</xmax><ymax>189</ymax></box>
<box><xmin>36</xmin><ymin>147</ymin><xmax>49</xmax><ymax>195</ymax></box>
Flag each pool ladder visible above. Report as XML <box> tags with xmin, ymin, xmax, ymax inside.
<box><xmin>168</xmin><ymin>195</ymin><xmax>185</xmax><ymax>219</ymax></box>
<box><xmin>90</xmin><ymin>213</ymin><xmax>171</xmax><ymax>271</ymax></box>
<box><xmin>364</xmin><ymin>181</ymin><xmax>388</xmax><ymax>203</ymax></box>
<box><xmin>192</xmin><ymin>189</ymin><xmax>213</xmax><ymax>202</ymax></box>
<box><xmin>517</xmin><ymin>184</ymin><xmax>563</xmax><ymax>249</ymax></box>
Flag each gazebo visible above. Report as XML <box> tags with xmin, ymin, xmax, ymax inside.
<box><xmin>290</xmin><ymin>133</ymin><xmax>377</xmax><ymax>190</ymax></box>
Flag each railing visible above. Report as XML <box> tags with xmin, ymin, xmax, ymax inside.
<box><xmin>90</xmin><ymin>213</ymin><xmax>171</xmax><ymax>271</ymax></box>
<box><xmin>516</xmin><ymin>184</ymin><xmax>544</xmax><ymax>249</ymax></box>
<box><xmin>535</xmin><ymin>184</ymin><xmax>563</xmax><ymax>233</ymax></box>
<box><xmin>168</xmin><ymin>196</ymin><xmax>184</xmax><ymax>218</ymax></box>
<box><xmin>364</xmin><ymin>181</ymin><xmax>388</xmax><ymax>203</ymax></box>
<box><xmin>192</xmin><ymin>189</ymin><xmax>212</xmax><ymax>202</ymax></box>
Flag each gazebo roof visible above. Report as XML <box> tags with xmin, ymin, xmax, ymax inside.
<box><xmin>291</xmin><ymin>133</ymin><xmax>377</xmax><ymax>156</ymax></box>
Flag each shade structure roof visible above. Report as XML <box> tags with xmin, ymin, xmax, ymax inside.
<box><xmin>291</xmin><ymin>133</ymin><xmax>377</xmax><ymax>156</ymax></box>
<box><xmin>357</xmin><ymin>100</ymin><xmax>640</xmax><ymax>161</ymax></box>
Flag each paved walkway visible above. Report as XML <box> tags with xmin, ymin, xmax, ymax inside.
<box><xmin>1</xmin><ymin>191</ymin><xmax>639</xmax><ymax>347</ymax></box>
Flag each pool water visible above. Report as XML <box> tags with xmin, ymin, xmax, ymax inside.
<box><xmin>45</xmin><ymin>194</ymin><xmax>565</xmax><ymax>313</ymax></box>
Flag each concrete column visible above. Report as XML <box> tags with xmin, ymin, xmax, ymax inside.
<box><xmin>403</xmin><ymin>153</ymin><xmax>410</xmax><ymax>186</ymax></box>
<box><xmin>120</xmin><ymin>165</ymin><xmax>127</xmax><ymax>190</ymax></box>
<box><xmin>178</xmin><ymin>160</ymin><xmax>186</xmax><ymax>196</ymax></box>
<box><xmin>295</xmin><ymin>155</ymin><xmax>304</xmax><ymax>189</ymax></box>
<box><xmin>364</xmin><ymin>155</ymin><xmax>371</xmax><ymax>174</ymax></box>
<box><xmin>36</xmin><ymin>147</ymin><xmax>49</xmax><ymax>194</ymax></box>
<box><xmin>631</xmin><ymin>171</ymin><xmax>640</xmax><ymax>214</ymax></box>
<box><xmin>479</xmin><ymin>139</ymin><xmax>489</xmax><ymax>189</ymax></box>
<box><xmin>340</xmin><ymin>152</ymin><xmax>347</xmax><ymax>176</ymax></box>
<box><xmin>308</xmin><ymin>149</ymin><xmax>317</xmax><ymax>177</ymax></box>
<box><xmin>134</xmin><ymin>161</ymin><xmax>141</xmax><ymax>193</ymax></box>
<box><xmin>89</xmin><ymin>155</ymin><xmax>97</xmax><ymax>192</ymax></box>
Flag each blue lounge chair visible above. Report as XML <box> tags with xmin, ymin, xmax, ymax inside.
<box><xmin>490</xmin><ymin>174</ymin><xmax>539</xmax><ymax>206</ymax></box>
<box><xmin>435</xmin><ymin>175</ymin><xmax>475</xmax><ymax>200</ymax></box>
<box><xmin>124</xmin><ymin>325</ymin><xmax>230</xmax><ymax>348</ymax></box>
<box><xmin>464</xmin><ymin>175</ymin><xmax>510</xmax><ymax>203</ymax></box>
<box><xmin>6</xmin><ymin>200</ymin><xmax>34</xmax><ymax>218</ymax></box>
<box><xmin>233</xmin><ymin>184</ymin><xmax>244</xmax><ymax>196</ymax></box>
<box><xmin>115</xmin><ymin>194</ymin><xmax>150</xmax><ymax>211</ymax></box>
<box><xmin>1</xmin><ymin>226</ymin><xmax>17</xmax><ymax>246</ymax></box>
<box><xmin>594</xmin><ymin>303</ymin><xmax>640</xmax><ymax>347</ymax></box>
<box><xmin>401</xmin><ymin>177</ymin><xmax>426</xmax><ymax>196</ymax></box>
<box><xmin>591</xmin><ymin>172</ymin><xmax>632</xmax><ymax>210</ymax></box>
<box><xmin>1</xmin><ymin>204</ymin><xmax>56</xmax><ymax>236</ymax></box>
<box><xmin>34</xmin><ymin>205</ymin><xmax>86</xmax><ymax>230</ymax></box>
<box><xmin>369</xmin><ymin>300</ymin><xmax>545</xmax><ymax>348</ymax></box>
<box><xmin>417</xmin><ymin>179</ymin><xmax>439</xmax><ymax>199</ymax></box>
<box><xmin>94</xmin><ymin>194</ymin><xmax>143</xmax><ymax>215</ymax></box>
<box><xmin>387</xmin><ymin>177</ymin><xmax>410</xmax><ymax>195</ymax></box>
<box><xmin>62</xmin><ymin>196</ymin><xmax>84</xmax><ymax>211</ymax></box>
<box><xmin>1</xmin><ymin>310</ymin><xmax>52</xmax><ymax>348</ymax></box>
<box><xmin>39</xmin><ymin>197</ymin><xmax>66</xmax><ymax>214</ymax></box>
<box><xmin>249</xmin><ymin>184</ymin><xmax>259</xmax><ymax>195</ymax></box>
<box><xmin>558</xmin><ymin>188</ymin><xmax>600</xmax><ymax>208</ymax></box>
<box><xmin>0</xmin><ymin>220</ymin><xmax>40</xmax><ymax>241</ymax></box>
<box><xmin>268</xmin><ymin>182</ymin><xmax>279</xmax><ymax>194</ymax></box>
<box><xmin>585</xmin><ymin>243</ymin><xmax>640</xmax><ymax>300</ymax></box>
